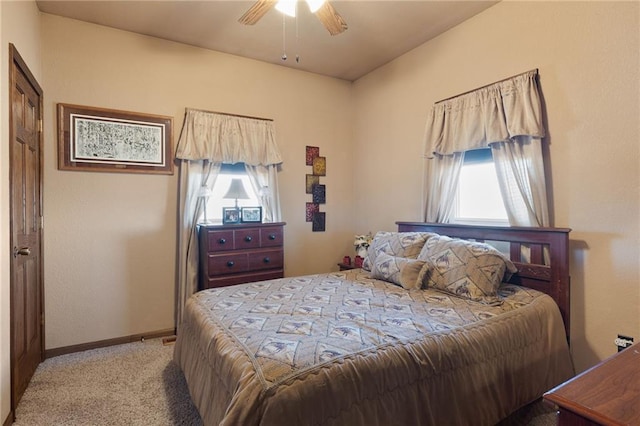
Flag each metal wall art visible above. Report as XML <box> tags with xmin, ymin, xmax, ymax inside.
<box><xmin>305</xmin><ymin>145</ymin><xmax>326</xmax><ymax>232</ymax></box>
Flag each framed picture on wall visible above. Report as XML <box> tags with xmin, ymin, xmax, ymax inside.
<box><xmin>57</xmin><ymin>103</ymin><xmax>174</xmax><ymax>174</ymax></box>
<box><xmin>241</xmin><ymin>207</ymin><xmax>262</xmax><ymax>223</ymax></box>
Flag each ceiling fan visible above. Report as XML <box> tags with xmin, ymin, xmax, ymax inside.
<box><xmin>239</xmin><ymin>0</ymin><xmax>348</xmax><ymax>36</ymax></box>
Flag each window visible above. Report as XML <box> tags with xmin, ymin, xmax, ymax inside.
<box><xmin>453</xmin><ymin>148</ymin><xmax>508</xmax><ymax>225</ymax></box>
<box><xmin>202</xmin><ymin>163</ymin><xmax>260</xmax><ymax>223</ymax></box>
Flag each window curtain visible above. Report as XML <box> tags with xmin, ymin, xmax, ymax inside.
<box><xmin>175</xmin><ymin>161</ymin><xmax>220</xmax><ymax>326</ymax></box>
<box><xmin>424</xmin><ymin>152</ymin><xmax>464</xmax><ymax>222</ymax></box>
<box><xmin>245</xmin><ymin>164</ymin><xmax>282</xmax><ymax>223</ymax></box>
<box><xmin>491</xmin><ymin>136</ymin><xmax>549</xmax><ymax>227</ymax></box>
<box><xmin>175</xmin><ymin>108</ymin><xmax>283</xmax><ymax>327</ymax></box>
<box><xmin>175</xmin><ymin>109</ymin><xmax>283</xmax><ymax>166</ymax></box>
<box><xmin>423</xmin><ymin>70</ymin><xmax>549</xmax><ymax>227</ymax></box>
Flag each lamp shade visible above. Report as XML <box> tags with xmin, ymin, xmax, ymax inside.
<box><xmin>223</xmin><ymin>178</ymin><xmax>250</xmax><ymax>202</ymax></box>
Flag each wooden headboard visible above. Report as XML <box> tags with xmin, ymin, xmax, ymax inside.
<box><xmin>396</xmin><ymin>222</ymin><xmax>572</xmax><ymax>340</ymax></box>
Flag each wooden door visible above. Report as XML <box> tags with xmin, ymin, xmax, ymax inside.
<box><xmin>9</xmin><ymin>43</ymin><xmax>44</xmax><ymax>410</ymax></box>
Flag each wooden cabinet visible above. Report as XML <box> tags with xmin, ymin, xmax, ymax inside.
<box><xmin>544</xmin><ymin>344</ymin><xmax>640</xmax><ymax>425</ymax></box>
<box><xmin>198</xmin><ymin>222</ymin><xmax>285</xmax><ymax>290</ymax></box>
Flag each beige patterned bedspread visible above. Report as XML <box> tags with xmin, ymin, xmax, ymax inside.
<box><xmin>174</xmin><ymin>269</ymin><xmax>573</xmax><ymax>426</ymax></box>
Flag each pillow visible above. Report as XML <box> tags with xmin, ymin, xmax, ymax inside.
<box><xmin>418</xmin><ymin>235</ymin><xmax>518</xmax><ymax>305</ymax></box>
<box><xmin>362</xmin><ymin>231</ymin><xmax>435</xmax><ymax>272</ymax></box>
<box><xmin>370</xmin><ymin>252</ymin><xmax>428</xmax><ymax>290</ymax></box>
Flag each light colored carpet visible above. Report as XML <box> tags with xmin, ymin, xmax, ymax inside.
<box><xmin>14</xmin><ymin>338</ymin><xmax>202</xmax><ymax>425</ymax></box>
<box><xmin>14</xmin><ymin>338</ymin><xmax>557</xmax><ymax>425</ymax></box>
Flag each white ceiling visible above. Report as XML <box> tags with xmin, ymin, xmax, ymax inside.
<box><xmin>36</xmin><ymin>0</ymin><xmax>498</xmax><ymax>81</ymax></box>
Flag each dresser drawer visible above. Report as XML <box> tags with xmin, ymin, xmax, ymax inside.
<box><xmin>206</xmin><ymin>249</ymin><xmax>282</xmax><ymax>276</ymax></box>
<box><xmin>234</xmin><ymin>228</ymin><xmax>261</xmax><ymax>249</ymax></box>
<box><xmin>206</xmin><ymin>253</ymin><xmax>248</xmax><ymax>275</ymax></box>
<box><xmin>205</xmin><ymin>230</ymin><xmax>235</xmax><ymax>252</ymax></box>
<box><xmin>260</xmin><ymin>226</ymin><xmax>283</xmax><ymax>247</ymax></box>
<box><xmin>204</xmin><ymin>270</ymin><xmax>284</xmax><ymax>289</ymax></box>
<box><xmin>247</xmin><ymin>249</ymin><xmax>283</xmax><ymax>271</ymax></box>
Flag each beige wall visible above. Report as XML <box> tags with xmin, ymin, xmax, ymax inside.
<box><xmin>1</xmin><ymin>0</ymin><xmax>43</xmax><ymax>421</ymax></box>
<box><xmin>352</xmin><ymin>1</ymin><xmax>640</xmax><ymax>372</ymax></box>
<box><xmin>2</xmin><ymin>5</ymin><xmax>639</xmax><ymax>417</ymax></box>
<box><xmin>40</xmin><ymin>14</ymin><xmax>355</xmax><ymax>350</ymax></box>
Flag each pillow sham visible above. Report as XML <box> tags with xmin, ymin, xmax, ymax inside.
<box><xmin>370</xmin><ymin>252</ymin><xmax>428</xmax><ymax>290</ymax></box>
<box><xmin>362</xmin><ymin>231</ymin><xmax>436</xmax><ymax>272</ymax></box>
<box><xmin>418</xmin><ymin>235</ymin><xmax>518</xmax><ymax>305</ymax></box>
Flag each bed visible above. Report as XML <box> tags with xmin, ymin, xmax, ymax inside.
<box><xmin>174</xmin><ymin>222</ymin><xmax>574</xmax><ymax>425</ymax></box>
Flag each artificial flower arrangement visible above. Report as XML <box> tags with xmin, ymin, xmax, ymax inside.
<box><xmin>354</xmin><ymin>232</ymin><xmax>374</xmax><ymax>258</ymax></box>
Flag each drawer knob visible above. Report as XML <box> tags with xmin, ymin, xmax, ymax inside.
<box><xmin>245</xmin><ymin>236</ymin><xmax>253</xmax><ymax>242</ymax></box>
<box><xmin>263</xmin><ymin>257</ymin><xmax>270</xmax><ymax>263</ymax></box>
<box><xmin>226</xmin><ymin>261</ymin><xmax>235</xmax><ymax>267</ymax></box>
<box><xmin>268</xmin><ymin>234</ymin><xmax>277</xmax><ymax>240</ymax></box>
<box><xmin>218</xmin><ymin>238</ymin><xmax>226</xmax><ymax>244</ymax></box>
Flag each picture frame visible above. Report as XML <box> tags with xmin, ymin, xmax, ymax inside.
<box><xmin>57</xmin><ymin>103</ymin><xmax>174</xmax><ymax>174</ymax></box>
<box><xmin>222</xmin><ymin>207</ymin><xmax>241</xmax><ymax>224</ymax></box>
<box><xmin>241</xmin><ymin>206</ymin><xmax>263</xmax><ymax>223</ymax></box>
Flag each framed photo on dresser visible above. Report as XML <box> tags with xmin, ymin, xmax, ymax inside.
<box><xmin>241</xmin><ymin>207</ymin><xmax>262</xmax><ymax>223</ymax></box>
<box><xmin>222</xmin><ymin>207</ymin><xmax>240</xmax><ymax>224</ymax></box>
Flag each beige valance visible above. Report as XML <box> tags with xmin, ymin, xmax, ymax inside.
<box><xmin>424</xmin><ymin>70</ymin><xmax>544</xmax><ymax>157</ymax></box>
<box><xmin>175</xmin><ymin>108</ymin><xmax>283</xmax><ymax>166</ymax></box>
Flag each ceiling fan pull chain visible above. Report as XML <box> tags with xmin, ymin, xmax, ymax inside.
<box><xmin>295</xmin><ymin>7</ymin><xmax>300</xmax><ymax>63</ymax></box>
<box><xmin>281</xmin><ymin>13</ymin><xmax>287</xmax><ymax>61</ymax></box>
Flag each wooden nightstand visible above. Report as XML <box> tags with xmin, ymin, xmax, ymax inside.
<box><xmin>337</xmin><ymin>262</ymin><xmax>355</xmax><ymax>271</ymax></box>
<box><xmin>544</xmin><ymin>344</ymin><xmax>640</xmax><ymax>425</ymax></box>
<box><xmin>198</xmin><ymin>222</ymin><xmax>285</xmax><ymax>289</ymax></box>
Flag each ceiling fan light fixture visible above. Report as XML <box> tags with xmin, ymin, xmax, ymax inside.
<box><xmin>275</xmin><ymin>0</ymin><xmax>297</xmax><ymax>17</ymax></box>
<box><xmin>239</xmin><ymin>0</ymin><xmax>347</xmax><ymax>36</ymax></box>
<box><xmin>305</xmin><ymin>0</ymin><xmax>326</xmax><ymax>13</ymax></box>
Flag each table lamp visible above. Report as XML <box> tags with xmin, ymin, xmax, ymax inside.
<box><xmin>223</xmin><ymin>178</ymin><xmax>250</xmax><ymax>211</ymax></box>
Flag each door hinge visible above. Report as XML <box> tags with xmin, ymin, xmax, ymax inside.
<box><xmin>38</xmin><ymin>119</ymin><xmax>43</xmax><ymax>133</ymax></box>
<box><xmin>40</xmin><ymin>216</ymin><xmax>44</xmax><ymax>230</ymax></box>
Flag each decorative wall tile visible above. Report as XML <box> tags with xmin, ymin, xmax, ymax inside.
<box><xmin>306</xmin><ymin>203</ymin><xmax>319</xmax><ymax>222</ymax></box>
<box><xmin>306</xmin><ymin>146</ymin><xmax>320</xmax><ymax>166</ymax></box>
<box><xmin>312</xmin><ymin>184</ymin><xmax>326</xmax><ymax>204</ymax></box>
<box><xmin>312</xmin><ymin>156</ymin><xmax>326</xmax><ymax>176</ymax></box>
<box><xmin>312</xmin><ymin>212</ymin><xmax>326</xmax><ymax>232</ymax></box>
<box><xmin>306</xmin><ymin>174</ymin><xmax>320</xmax><ymax>194</ymax></box>
<box><xmin>305</xmin><ymin>146</ymin><xmax>327</xmax><ymax>232</ymax></box>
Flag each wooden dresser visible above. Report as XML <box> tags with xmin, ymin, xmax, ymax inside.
<box><xmin>544</xmin><ymin>344</ymin><xmax>640</xmax><ymax>425</ymax></box>
<box><xmin>198</xmin><ymin>222</ymin><xmax>285</xmax><ymax>290</ymax></box>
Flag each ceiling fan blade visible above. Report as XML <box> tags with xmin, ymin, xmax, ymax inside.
<box><xmin>238</xmin><ymin>0</ymin><xmax>277</xmax><ymax>25</ymax></box>
<box><xmin>315</xmin><ymin>2</ymin><xmax>348</xmax><ymax>35</ymax></box>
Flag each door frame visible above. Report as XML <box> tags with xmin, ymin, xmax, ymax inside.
<box><xmin>8</xmin><ymin>42</ymin><xmax>45</xmax><ymax>414</ymax></box>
